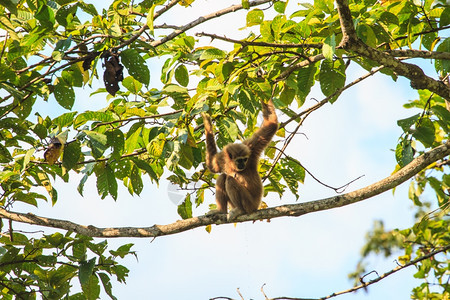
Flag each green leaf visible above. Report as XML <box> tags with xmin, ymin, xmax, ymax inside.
<box><xmin>85</xmin><ymin>131</ymin><xmax>108</xmax><ymax>158</ymax></box>
<box><xmin>121</xmin><ymin>49</ymin><xmax>150</xmax><ymax>85</ymax></box>
<box><xmin>22</xmin><ymin>148</ymin><xmax>35</xmax><ymax>172</ymax></box>
<box><xmin>379</xmin><ymin>11</ymin><xmax>399</xmax><ymax>25</ymax></box>
<box><xmin>0</xmin><ymin>143</ymin><xmax>13</xmax><ymax>163</ymax></box>
<box><xmin>174</xmin><ymin>64</ymin><xmax>189</xmax><ymax>87</ymax></box>
<box><xmin>99</xmin><ymin>273</ymin><xmax>117</xmax><ymax>300</ymax></box>
<box><xmin>35</xmin><ymin>3</ymin><xmax>55</xmax><ymax>29</ymax></box>
<box><xmin>246</xmin><ymin>9</ymin><xmax>264</xmax><ymax>26</ymax></box>
<box><xmin>167</xmin><ymin>141</ymin><xmax>181</xmax><ymax>170</ymax></box>
<box><xmin>319</xmin><ymin>60</ymin><xmax>346</xmax><ymax>102</ymax></box>
<box><xmin>413</xmin><ymin>118</ymin><xmax>435</xmax><ymax>147</ymax></box>
<box><xmin>62</xmin><ymin>141</ymin><xmax>81</xmax><ymax>170</ymax></box>
<box><xmin>200</xmin><ymin>48</ymin><xmax>227</xmax><ymax>60</ymax></box>
<box><xmin>111</xmin><ymin>265</ymin><xmax>129</xmax><ymax>283</ymax></box>
<box><xmin>441</xmin><ymin>7</ymin><xmax>450</xmax><ymax>27</ymax></box>
<box><xmin>297</xmin><ymin>64</ymin><xmax>316</xmax><ymax>103</ymax></box>
<box><xmin>78</xmin><ymin>2</ymin><xmax>99</xmax><ymax>16</ymax></box>
<box><xmin>356</xmin><ymin>24</ymin><xmax>377</xmax><ymax>47</ymax></box>
<box><xmin>74</xmin><ymin>111</ymin><xmax>118</xmax><ymax>129</ymax></box>
<box><xmin>54</xmin><ymin>81</ymin><xmax>75</xmax><ymax>110</ymax></box>
<box><xmin>14</xmin><ymin>191</ymin><xmax>42</xmax><ymax>207</ymax></box>
<box><xmin>110</xmin><ymin>243</ymin><xmax>134</xmax><ymax>258</ymax></box>
<box><xmin>177</xmin><ymin>194</ymin><xmax>192</xmax><ymax>219</ymax></box>
<box><xmin>106</xmin><ymin>129</ymin><xmax>124</xmax><ymax>160</ymax></box>
<box><xmin>147</xmin><ymin>132</ymin><xmax>165</xmax><ymax>157</ymax></box>
<box><xmin>274</xmin><ymin>1</ymin><xmax>286</xmax><ymax>13</ymax></box>
<box><xmin>32</xmin><ymin>123</ymin><xmax>48</xmax><ymax>139</ymax></box>
<box><xmin>395</xmin><ymin>139</ymin><xmax>414</xmax><ymax>168</ymax></box>
<box><xmin>132</xmin><ymin>159</ymin><xmax>159</xmax><ymax>183</ymax></box>
<box><xmin>178</xmin><ymin>144</ymin><xmax>194</xmax><ymax>169</ymax></box>
<box><xmin>129</xmin><ymin>165</ymin><xmax>143</xmax><ymax>195</ymax></box>
<box><xmin>397</xmin><ymin>114</ymin><xmax>420</xmax><ymax>132</ymax></box>
<box><xmin>323</xmin><ymin>34</ymin><xmax>336</xmax><ymax>61</ymax></box>
<box><xmin>435</xmin><ymin>37</ymin><xmax>450</xmax><ymax>73</ymax></box>
<box><xmin>431</xmin><ymin>105</ymin><xmax>450</xmax><ymax>133</ymax></box>
<box><xmin>79</xmin><ymin>258</ymin><xmax>96</xmax><ymax>286</ymax></box>
<box><xmin>124</xmin><ymin>122</ymin><xmax>143</xmax><ymax>154</ymax></box>
<box><xmin>238</xmin><ymin>89</ymin><xmax>256</xmax><ymax>116</ymax></box>
<box><xmin>78</xmin><ymin>174</ymin><xmax>89</xmax><ymax>196</ymax></box>
<box><xmin>122</xmin><ymin>76</ymin><xmax>143</xmax><ymax>94</ymax></box>
<box><xmin>53</xmin><ymin>112</ymin><xmax>77</xmax><ymax>129</ymax></box>
<box><xmin>218</xmin><ymin>117</ymin><xmax>239</xmax><ymax>143</ymax></box>
<box><xmin>81</xmin><ymin>273</ymin><xmax>100</xmax><ymax>300</ymax></box>
<box><xmin>146</xmin><ymin>4</ymin><xmax>156</xmax><ymax>35</ymax></box>
<box><xmin>0</xmin><ymin>0</ymin><xmax>18</xmax><ymax>14</ymax></box>
<box><xmin>95</xmin><ymin>164</ymin><xmax>118</xmax><ymax>200</ymax></box>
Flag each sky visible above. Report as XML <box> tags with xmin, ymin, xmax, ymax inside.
<box><xmin>11</xmin><ymin>1</ymin><xmax>441</xmax><ymax>299</ymax></box>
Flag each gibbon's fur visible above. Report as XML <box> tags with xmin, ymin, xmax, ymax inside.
<box><xmin>202</xmin><ymin>99</ymin><xmax>278</xmax><ymax>220</ymax></box>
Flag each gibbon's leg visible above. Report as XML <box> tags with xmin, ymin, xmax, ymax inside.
<box><xmin>225</xmin><ymin>176</ymin><xmax>256</xmax><ymax>220</ymax></box>
<box><xmin>206</xmin><ymin>174</ymin><xmax>229</xmax><ymax>215</ymax></box>
<box><xmin>215</xmin><ymin>174</ymin><xmax>229</xmax><ymax>213</ymax></box>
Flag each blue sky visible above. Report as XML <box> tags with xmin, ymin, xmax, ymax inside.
<box><xmin>12</xmin><ymin>0</ymin><xmax>442</xmax><ymax>299</ymax></box>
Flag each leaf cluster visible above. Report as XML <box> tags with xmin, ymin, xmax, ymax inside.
<box><xmin>0</xmin><ymin>231</ymin><xmax>134</xmax><ymax>299</ymax></box>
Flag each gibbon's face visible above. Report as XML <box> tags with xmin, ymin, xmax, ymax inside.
<box><xmin>225</xmin><ymin>144</ymin><xmax>250</xmax><ymax>172</ymax></box>
<box><xmin>234</xmin><ymin>156</ymin><xmax>249</xmax><ymax>171</ymax></box>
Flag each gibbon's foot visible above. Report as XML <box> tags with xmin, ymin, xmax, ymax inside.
<box><xmin>206</xmin><ymin>209</ymin><xmax>226</xmax><ymax>216</ymax></box>
<box><xmin>227</xmin><ymin>208</ymin><xmax>244</xmax><ymax>221</ymax></box>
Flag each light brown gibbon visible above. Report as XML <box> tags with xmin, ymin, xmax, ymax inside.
<box><xmin>202</xmin><ymin>99</ymin><xmax>278</xmax><ymax>220</ymax></box>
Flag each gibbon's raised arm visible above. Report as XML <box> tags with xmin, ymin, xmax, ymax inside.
<box><xmin>202</xmin><ymin>113</ymin><xmax>223</xmax><ymax>173</ymax></box>
<box><xmin>243</xmin><ymin>99</ymin><xmax>278</xmax><ymax>168</ymax></box>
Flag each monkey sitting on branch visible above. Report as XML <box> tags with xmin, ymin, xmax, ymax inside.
<box><xmin>202</xmin><ymin>98</ymin><xmax>278</xmax><ymax>220</ymax></box>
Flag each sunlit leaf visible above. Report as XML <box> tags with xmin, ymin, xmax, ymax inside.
<box><xmin>177</xmin><ymin>194</ymin><xmax>192</xmax><ymax>219</ymax></box>
<box><xmin>174</xmin><ymin>64</ymin><xmax>189</xmax><ymax>87</ymax></box>
<box><xmin>246</xmin><ymin>9</ymin><xmax>264</xmax><ymax>26</ymax></box>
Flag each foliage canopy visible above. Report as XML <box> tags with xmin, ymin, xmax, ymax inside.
<box><xmin>0</xmin><ymin>0</ymin><xmax>449</xmax><ymax>298</ymax></box>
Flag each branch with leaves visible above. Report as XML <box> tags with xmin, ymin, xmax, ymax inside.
<box><xmin>1</xmin><ymin>141</ymin><xmax>448</xmax><ymax>238</ymax></box>
<box><xmin>335</xmin><ymin>0</ymin><xmax>450</xmax><ymax>100</ymax></box>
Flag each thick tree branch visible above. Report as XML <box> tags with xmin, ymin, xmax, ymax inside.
<box><xmin>1</xmin><ymin>141</ymin><xmax>449</xmax><ymax>238</ymax></box>
<box><xmin>335</xmin><ymin>0</ymin><xmax>450</xmax><ymax>100</ymax></box>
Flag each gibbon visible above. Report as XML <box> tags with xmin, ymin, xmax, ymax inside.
<box><xmin>202</xmin><ymin>99</ymin><xmax>278</xmax><ymax>220</ymax></box>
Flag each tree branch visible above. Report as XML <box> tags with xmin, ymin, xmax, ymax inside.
<box><xmin>1</xmin><ymin>141</ymin><xmax>449</xmax><ymax>238</ymax></box>
<box><xmin>269</xmin><ymin>244</ymin><xmax>450</xmax><ymax>300</ymax></box>
<box><xmin>386</xmin><ymin>49</ymin><xmax>450</xmax><ymax>60</ymax></box>
<box><xmin>149</xmin><ymin>0</ymin><xmax>273</xmax><ymax>48</ymax></box>
<box><xmin>335</xmin><ymin>0</ymin><xmax>450</xmax><ymax>100</ymax></box>
<box><xmin>195</xmin><ymin>32</ymin><xmax>322</xmax><ymax>49</ymax></box>
<box><xmin>276</xmin><ymin>53</ymin><xmax>325</xmax><ymax>81</ymax></box>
